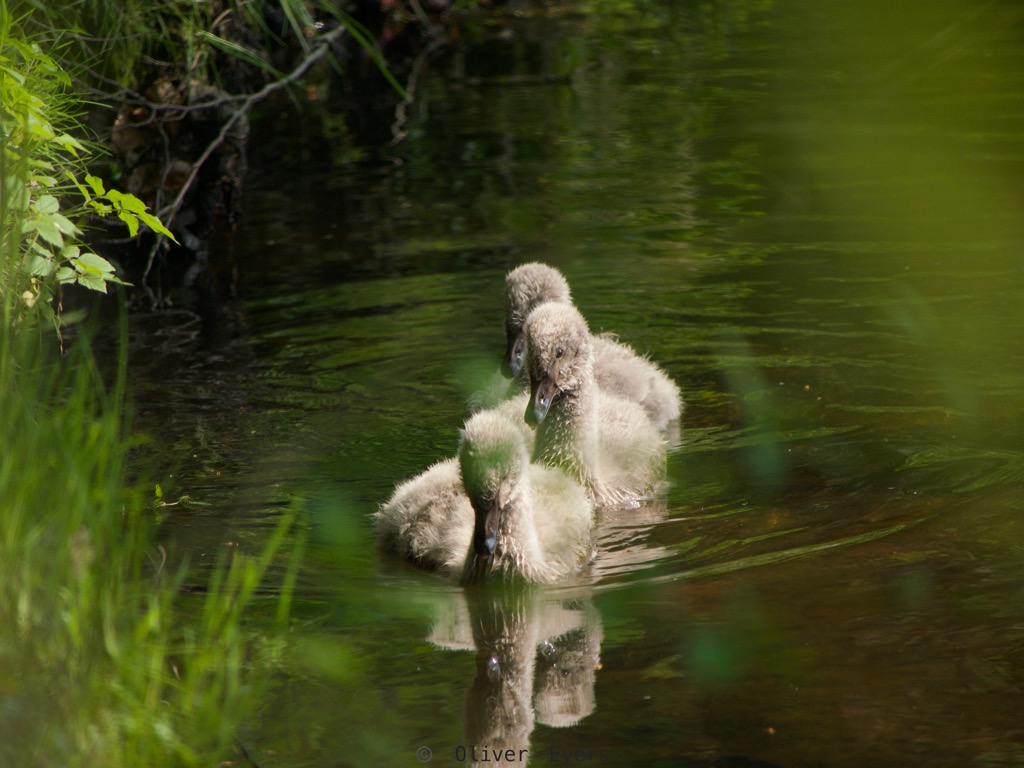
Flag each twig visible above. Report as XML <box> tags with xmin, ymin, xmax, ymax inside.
<box><xmin>138</xmin><ymin>23</ymin><xmax>347</xmax><ymax>276</ymax></box>
<box><xmin>408</xmin><ymin>0</ymin><xmax>435</xmax><ymax>30</ymax></box>
<box><xmin>389</xmin><ymin>8</ymin><xmax>446</xmax><ymax>146</ymax></box>
<box><xmin>160</xmin><ymin>23</ymin><xmax>347</xmax><ymax>226</ymax></box>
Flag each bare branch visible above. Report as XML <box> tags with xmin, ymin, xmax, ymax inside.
<box><xmin>390</xmin><ymin>7</ymin><xmax>446</xmax><ymax>146</ymax></box>
<box><xmin>158</xmin><ymin>23</ymin><xmax>348</xmax><ymax>228</ymax></box>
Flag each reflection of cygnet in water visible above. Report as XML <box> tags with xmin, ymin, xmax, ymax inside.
<box><xmin>464</xmin><ymin>592</ymin><xmax>539</xmax><ymax>766</ymax></box>
<box><xmin>426</xmin><ymin>589</ymin><xmax>603</xmax><ymax>767</ymax></box>
<box><xmin>531</xmin><ymin>599</ymin><xmax>602</xmax><ymax>728</ymax></box>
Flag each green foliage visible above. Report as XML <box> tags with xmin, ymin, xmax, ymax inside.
<box><xmin>4</xmin><ymin>1</ymin><xmax>407</xmax><ymax>274</ymax></box>
<box><xmin>0</xmin><ymin>7</ymin><xmax>299</xmax><ymax>766</ymax></box>
<box><xmin>19</xmin><ymin>0</ymin><xmax>408</xmax><ymax>97</ymax></box>
<box><xmin>0</xmin><ymin>327</ymin><xmax>301</xmax><ymax>765</ymax></box>
<box><xmin>1</xmin><ymin>8</ymin><xmax>174</xmax><ymax>326</ymax></box>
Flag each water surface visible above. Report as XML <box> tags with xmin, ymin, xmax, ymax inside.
<box><xmin>129</xmin><ymin>1</ymin><xmax>1024</xmax><ymax>765</ymax></box>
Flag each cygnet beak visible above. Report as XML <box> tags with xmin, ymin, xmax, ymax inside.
<box><xmin>473</xmin><ymin>503</ymin><xmax>498</xmax><ymax>557</ymax></box>
<box><xmin>502</xmin><ymin>331</ymin><xmax>526</xmax><ymax>378</ymax></box>
<box><xmin>526</xmin><ymin>376</ymin><xmax>557</xmax><ymax>426</ymax></box>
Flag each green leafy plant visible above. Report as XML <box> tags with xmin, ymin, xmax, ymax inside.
<box><xmin>1</xmin><ymin>9</ymin><xmax>301</xmax><ymax>766</ymax></box>
<box><xmin>0</xmin><ymin>328</ymin><xmax>302</xmax><ymax>765</ymax></box>
<box><xmin>2</xmin><ymin>9</ymin><xmax>175</xmax><ymax>326</ymax></box>
<box><xmin>22</xmin><ymin>179</ymin><xmax>170</xmax><ymax>296</ymax></box>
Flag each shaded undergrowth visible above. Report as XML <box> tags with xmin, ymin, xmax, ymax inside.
<box><xmin>1</xmin><ymin>6</ymin><xmax>301</xmax><ymax>765</ymax></box>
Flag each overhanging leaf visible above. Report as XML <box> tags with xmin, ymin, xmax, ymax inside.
<box><xmin>106</xmin><ymin>189</ymin><xmax>148</xmax><ymax>214</ymax></box>
<box><xmin>33</xmin><ymin>195</ymin><xmax>59</xmax><ymax>214</ymax></box>
<box><xmin>73</xmin><ymin>252</ymin><xmax>117</xmax><ymax>276</ymax></box>
<box><xmin>85</xmin><ymin>174</ymin><xmax>105</xmax><ymax>196</ymax></box>
<box><xmin>90</xmin><ymin>200</ymin><xmax>113</xmax><ymax>217</ymax></box>
<box><xmin>30</xmin><ymin>239</ymin><xmax>53</xmax><ymax>258</ymax></box>
<box><xmin>51</xmin><ymin>212</ymin><xmax>81</xmax><ymax>236</ymax></box>
<box><xmin>76</xmin><ymin>273</ymin><xmax>108</xmax><ymax>293</ymax></box>
<box><xmin>28</xmin><ymin>255</ymin><xmax>55</xmax><ymax>277</ymax></box>
<box><xmin>138</xmin><ymin>211</ymin><xmax>178</xmax><ymax>242</ymax></box>
<box><xmin>117</xmin><ymin>210</ymin><xmax>140</xmax><ymax>237</ymax></box>
<box><xmin>26</xmin><ymin>217</ymin><xmax>64</xmax><ymax>247</ymax></box>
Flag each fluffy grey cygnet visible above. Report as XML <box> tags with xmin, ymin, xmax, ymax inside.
<box><xmin>523</xmin><ymin>301</ymin><xmax>666</xmax><ymax>508</ymax></box>
<box><xmin>503</xmin><ymin>262</ymin><xmax>682</xmax><ymax>431</ymax></box>
<box><xmin>503</xmin><ymin>262</ymin><xmax>573</xmax><ymax>378</ymax></box>
<box><xmin>374</xmin><ymin>454</ymin><xmax>471</xmax><ymax>577</ymax></box>
<box><xmin>374</xmin><ymin>410</ymin><xmax>594</xmax><ymax>585</ymax></box>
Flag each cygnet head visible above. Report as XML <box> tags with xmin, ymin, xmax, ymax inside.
<box><xmin>503</xmin><ymin>263</ymin><xmax>572</xmax><ymax>377</ymax></box>
<box><xmin>523</xmin><ymin>302</ymin><xmax>593</xmax><ymax>427</ymax></box>
<box><xmin>458</xmin><ymin>410</ymin><xmax>530</xmax><ymax>558</ymax></box>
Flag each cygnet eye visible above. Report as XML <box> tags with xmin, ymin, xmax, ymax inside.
<box><xmin>555</xmin><ymin>347</ymin><xmax>564</xmax><ymax>358</ymax></box>
<box><xmin>487</xmin><ymin>655</ymin><xmax>501</xmax><ymax>682</ymax></box>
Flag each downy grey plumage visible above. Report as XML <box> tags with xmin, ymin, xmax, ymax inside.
<box><xmin>523</xmin><ymin>301</ymin><xmax>666</xmax><ymax>508</ymax></box>
<box><xmin>503</xmin><ymin>262</ymin><xmax>682</xmax><ymax>431</ymax></box>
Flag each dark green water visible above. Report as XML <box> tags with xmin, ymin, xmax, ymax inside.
<box><xmin>130</xmin><ymin>1</ymin><xmax>1024</xmax><ymax>765</ymax></box>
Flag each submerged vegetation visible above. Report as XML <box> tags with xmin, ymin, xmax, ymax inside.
<box><xmin>0</xmin><ymin>6</ymin><xmax>299</xmax><ymax>765</ymax></box>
